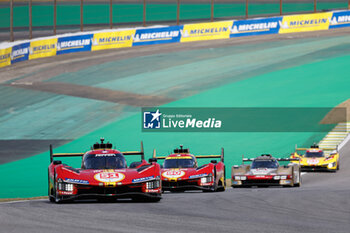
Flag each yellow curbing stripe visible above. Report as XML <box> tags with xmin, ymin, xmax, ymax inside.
<box><xmin>319</xmin><ymin>122</ymin><xmax>350</xmax><ymax>150</ymax></box>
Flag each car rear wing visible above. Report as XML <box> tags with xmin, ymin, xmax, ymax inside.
<box><xmin>152</xmin><ymin>148</ymin><xmax>224</xmax><ymax>162</ymax></box>
<box><xmin>242</xmin><ymin>155</ymin><xmax>300</xmax><ymax>163</ymax></box>
<box><xmin>195</xmin><ymin>148</ymin><xmax>224</xmax><ymax>162</ymax></box>
<box><xmin>295</xmin><ymin>144</ymin><xmax>338</xmax><ymax>153</ymax></box>
<box><xmin>50</xmin><ymin>141</ymin><xmax>145</xmax><ymax>163</ymax></box>
<box><xmin>121</xmin><ymin>141</ymin><xmax>145</xmax><ymax>161</ymax></box>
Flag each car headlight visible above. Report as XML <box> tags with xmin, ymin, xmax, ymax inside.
<box><xmin>274</xmin><ymin>176</ymin><xmax>280</xmax><ymax>180</ymax></box>
<box><xmin>146</xmin><ymin>180</ymin><xmax>160</xmax><ymax>189</ymax></box>
<box><xmin>201</xmin><ymin>176</ymin><xmax>213</xmax><ymax>184</ymax></box>
<box><xmin>281</xmin><ymin>176</ymin><xmax>287</xmax><ymax>180</ymax></box>
<box><xmin>327</xmin><ymin>162</ymin><xmax>335</xmax><ymax>168</ymax></box>
<box><xmin>240</xmin><ymin>176</ymin><xmax>247</xmax><ymax>180</ymax></box>
<box><xmin>234</xmin><ymin>176</ymin><xmax>241</xmax><ymax>180</ymax></box>
<box><xmin>57</xmin><ymin>182</ymin><xmax>74</xmax><ymax>191</ymax></box>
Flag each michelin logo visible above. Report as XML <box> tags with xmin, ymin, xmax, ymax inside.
<box><xmin>134</xmin><ymin>31</ymin><xmax>179</xmax><ymax>42</ymax></box>
<box><xmin>279</xmin><ymin>18</ymin><xmax>328</xmax><ymax>29</ymax></box>
<box><xmin>11</xmin><ymin>47</ymin><xmax>29</xmax><ymax>60</ymax></box>
<box><xmin>57</xmin><ymin>39</ymin><xmax>90</xmax><ymax>51</ymax></box>
<box><xmin>329</xmin><ymin>15</ymin><xmax>350</xmax><ymax>25</ymax></box>
<box><xmin>231</xmin><ymin>22</ymin><xmax>278</xmax><ymax>33</ymax></box>
<box><xmin>29</xmin><ymin>44</ymin><xmax>55</xmax><ymax>55</ymax></box>
<box><xmin>143</xmin><ymin>109</ymin><xmax>162</xmax><ymax>129</ymax></box>
<box><xmin>92</xmin><ymin>35</ymin><xmax>132</xmax><ymax>46</ymax></box>
<box><xmin>180</xmin><ymin>27</ymin><xmax>228</xmax><ymax>37</ymax></box>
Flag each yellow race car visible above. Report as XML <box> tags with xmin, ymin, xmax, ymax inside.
<box><xmin>290</xmin><ymin>144</ymin><xmax>340</xmax><ymax>172</ymax></box>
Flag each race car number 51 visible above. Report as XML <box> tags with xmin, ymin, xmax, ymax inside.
<box><xmin>94</xmin><ymin>172</ymin><xmax>125</xmax><ymax>182</ymax></box>
<box><xmin>162</xmin><ymin>170</ymin><xmax>185</xmax><ymax>179</ymax></box>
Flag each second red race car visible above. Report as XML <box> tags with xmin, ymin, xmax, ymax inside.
<box><xmin>153</xmin><ymin>145</ymin><xmax>226</xmax><ymax>192</ymax></box>
<box><xmin>48</xmin><ymin>138</ymin><xmax>161</xmax><ymax>203</ymax></box>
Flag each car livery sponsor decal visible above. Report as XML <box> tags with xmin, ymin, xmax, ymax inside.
<box><xmin>95</xmin><ymin>153</ymin><xmax>117</xmax><ymax>157</ymax></box>
<box><xmin>166</xmin><ymin>156</ymin><xmax>193</xmax><ymax>159</ymax></box>
<box><xmin>329</xmin><ymin>11</ymin><xmax>350</xmax><ymax>29</ymax></box>
<box><xmin>162</xmin><ymin>170</ymin><xmax>186</xmax><ymax>179</ymax></box>
<box><xmin>65</xmin><ymin>178</ymin><xmax>89</xmax><ymax>184</ymax></box>
<box><xmin>56</xmin><ymin>34</ymin><xmax>93</xmax><ymax>55</ymax></box>
<box><xmin>132</xmin><ymin>176</ymin><xmax>155</xmax><ymax>183</ymax></box>
<box><xmin>94</xmin><ymin>172</ymin><xmax>125</xmax><ymax>182</ymax></box>
<box><xmin>133</xmin><ymin>26</ymin><xmax>183</xmax><ymax>46</ymax></box>
<box><xmin>11</xmin><ymin>42</ymin><xmax>30</xmax><ymax>64</ymax></box>
<box><xmin>189</xmin><ymin>173</ymin><xmax>208</xmax><ymax>179</ymax></box>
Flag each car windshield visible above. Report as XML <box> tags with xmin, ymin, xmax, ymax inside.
<box><xmin>163</xmin><ymin>158</ymin><xmax>195</xmax><ymax>168</ymax></box>
<box><xmin>251</xmin><ymin>160</ymin><xmax>279</xmax><ymax>169</ymax></box>
<box><xmin>305</xmin><ymin>151</ymin><xmax>324</xmax><ymax>158</ymax></box>
<box><xmin>83</xmin><ymin>152</ymin><xmax>126</xmax><ymax>169</ymax></box>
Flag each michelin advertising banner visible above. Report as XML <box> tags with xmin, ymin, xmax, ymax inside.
<box><xmin>29</xmin><ymin>38</ymin><xmax>57</xmax><ymax>60</ymax></box>
<box><xmin>180</xmin><ymin>21</ymin><xmax>233</xmax><ymax>42</ymax></box>
<box><xmin>329</xmin><ymin>11</ymin><xmax>350</xmax><ymax>29</ymax></box>
<box><xmin>0</xmin><ymin>47</ymin><xmax>11</xmax><ymax>68</ymax></box>
<box><xmin>2</xmin><ymin>10</ymin><xmax>350</xmax><ymax>69</ymax></box>
<box><xmin>230</xmin><ymin>17</ymin><xmax>282</xmax><ymax>37</ymax></box>
<box><xmin>57</xmin><ymin>34</ymin><xmax>93</xmax><ymax>55</ymax></box>
<box><xmin>91</xmin><ymin>30</ymin><xmax>135</xmax><ymax>51</ymax></box>
<box><xmin>133</xmin><ymin>26</ymin><xmax>183</xmax><ymax>46</ymax></box>
<box><xmin>279</xmin><ymin>12</ymin><xmax>333</xmax><ymax>34</ymax></box>
<box><xmin>11</xmin><ymin>43</ymin><xmax>30</xmax><ymax>64</ymax></box>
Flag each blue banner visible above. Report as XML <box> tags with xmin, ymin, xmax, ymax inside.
<box><xmin>133</xmin><ymin>26</ymin><xmax>183</xmax><ymax>46</ymax></box>
<box><xmin>11</xmin><ymin>42</ymin><xmax>30</xmax><ymax>64</ymax></box>
<box><xmin>230</xmin><ymin>17</ymin><xmax>282</xmax><ymax>37</ymax></box>
<box><xmin>329</xmin><ymin>11</ymin><xmax>350</xmax><ymax>29</ymax></box>
<box><xmin>56</xmin><ymin>34</ymin><xmax>93</xmax><ymax>55</ymax></box>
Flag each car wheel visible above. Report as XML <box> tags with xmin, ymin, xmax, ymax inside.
<box><xmin>48</xmin><ymin>170</ymin><xmax>55</xmax><ymax>202</ymax></box>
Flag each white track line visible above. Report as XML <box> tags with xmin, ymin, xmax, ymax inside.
<box><xmin>0</xmin><ymin>198</ymin><xmax>46</xmax><ymax>205</ymax></box>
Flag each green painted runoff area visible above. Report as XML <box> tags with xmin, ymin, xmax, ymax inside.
<box><xmin>0</xmin><ymin>2</ymin><xmax>347</xmax><ymax>28</ymax></box>
<box><xmin>1</xmin><ymin>51</ymin><xmax>350</xmax><ymax>198</ymax></box>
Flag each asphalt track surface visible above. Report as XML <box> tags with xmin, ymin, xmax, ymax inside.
<box><xmin>0</xmin><ymin>138</ymin><xmax>349</xmax><ymax>233</ymax></box>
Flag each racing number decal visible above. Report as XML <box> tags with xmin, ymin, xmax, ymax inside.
<box><xmin>307</xmin><ymin>159</ymin><xmax>319</xmax><ymax>165</ymax></box>
<box><xmin>162</xmin><ymin>170</ymin><xmax>185</xmax><ymax>179</ymax></box>
<box><xmin>94</xmin><ymin>172</ymin><xmax>125</xmax><ymax>182</ymax></box>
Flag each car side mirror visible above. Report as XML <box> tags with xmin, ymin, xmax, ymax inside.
<box><xmin>211</xmin><ymin>160</ymin><xmax>217</xmax><ymax>164</ymax></box>
<box><xmin>53</xmin><ymin>160</ymin><xmax>62</xmax><ymax>165</ymax></box>
<box><xmin>149</xmin><ymin>158</ymin><xmax>157</xmax><ymax>163</ymax></box>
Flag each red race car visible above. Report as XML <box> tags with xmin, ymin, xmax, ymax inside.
<box><xmin>153</xmin><ymin>145</ymin><xmax>225</xmax><ymax>192</ymax></box>
<box><xmin>48</xmin><ymin>138</ymin><xmax>161</xmax><ymax>203</ymax></box>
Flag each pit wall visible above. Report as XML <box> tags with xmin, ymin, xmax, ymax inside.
<box><xmin>1</xmin><ymin>10</ymin><xmax>350</xmax><ymax>68</ymax></box>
